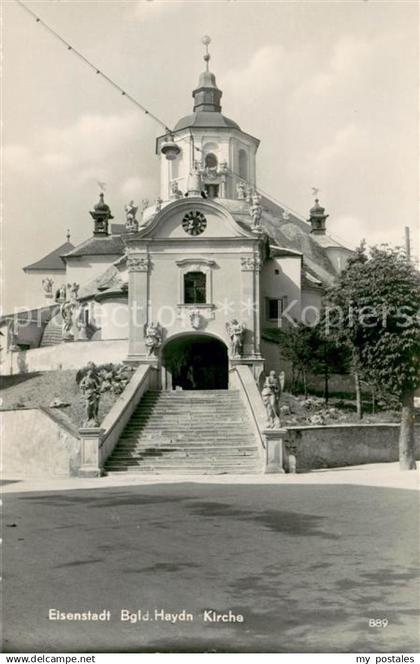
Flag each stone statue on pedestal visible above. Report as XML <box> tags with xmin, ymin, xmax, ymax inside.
<box><xmin>60</xmin><ymin>300</ymin><xmax>75</xmax><ymax>341</ymax></box>
<box><xmin>79</xmin><ymin>362</ymin><xmax>101</xmax><ymax>427</ymax></box>
<box><xmin>77</xmin><ymin>304</ymin><xmax>89</xmax><ymax>341</ymax></box>
<box><xmin>250</xmin><ymin>193</ymin><xmax>262</xmax><ymax>229</ymax></box>
<box><xmin>144</xmin><ymin>321</ymin><xmax>162</xmax><ymax>357</ymax></box>
<box><xmin>56</xmin><ymin>284</ymin><xmax>67</xmax><ymax>303</ymax></box>
<box><xmin>236</xmin><ymin>182</ymin><xmax>246</xmax><ymax>200</ymax></box>
<box><xmin>226</xmin><ymin>319</ymin><xmax>246</xmax><ymax>358</ymax></box>
<box><xmin>68</xmin><ymin>282</ymin><xmax>80</xmax><ymax>303</ymax></box>
<box><xmin>124</xmin><ymin>200</ymin><xmax>139</xmax><ymax>233</ymax></box>
<box><xmin>42</xmin><ymin>277</ymin><xmax>54</xmax><ymax>299</ymax></box>
<box><xmin>261</xmin><ymin>370</ymin><xmax>282</xmax><ymax>429</ymax></box>
<box><xmin>170</xmin><ymin>181</ymin><xmax>183</xmax><ymax>200</ymax></box>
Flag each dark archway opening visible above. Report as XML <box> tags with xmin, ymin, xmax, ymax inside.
<box><xmin>163</xmin><ymin>335</ymin><xmax>228</xmax><ymax>390</ymax></box>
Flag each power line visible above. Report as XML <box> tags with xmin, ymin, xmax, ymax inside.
<box><xmin>15</xmin><ymin>0</ymin><xmax>172</xmax><ymax>134</ymax></box>
<box><xmin>14</xmin><ymin>0</ymin><xmax>317</xmax><ymax>229</ymax></box>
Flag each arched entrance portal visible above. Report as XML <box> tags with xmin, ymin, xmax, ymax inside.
<box><xmin>162</xmin><ymin>334</ymin><xmax>229</xmax><ymax>390</ymax></box>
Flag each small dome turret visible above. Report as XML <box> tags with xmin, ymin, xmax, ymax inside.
<box><xmin>309</xmin><ymin>194</ymin><xmax>329</xmax><ymax>235</ymax></box>
<box><xmin>94</xmin><ymin>192</ymin><xmax>113</xmax><ymax>215</ymax></box>
<box><xmin>90</xmin><ymin>192</ymin><xmax>114</xmax><ymax>236</ymax></box>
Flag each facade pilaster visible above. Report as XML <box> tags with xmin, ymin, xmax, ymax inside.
<box><xmin>240</xmin><ymin>252</ymin><xmax>262</xmax><ymax>357</ymax></box>
<box><xmin>127</xmin><ymin>253</ymin><xmax>151</xmax><ymax>362</ymax></box>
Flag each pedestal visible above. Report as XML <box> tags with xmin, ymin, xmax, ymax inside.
<box><xmin>78</xmin><ymin>427</ymin><xmax>105</xmax><ymax>477</ymax></box>
<box><xmin>230</xmin><ymin>357</ymin><xmax>265</xmax><ymax>383</ymax></box>
<box><xmin>263</xmin><ymin>428</ymin><xmax>287</xmax><ymax>473</ymax></box>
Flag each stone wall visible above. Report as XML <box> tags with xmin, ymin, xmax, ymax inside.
<box><xmin>4</xmin><ymin>339</ymin><xmax>128</xmax><ymax>375</ymax></box>
<box><xmin>2</xmin><ymin>408</ymin><xmax>80</xmax><ymax>478</ymax></box>
<box><xmin>286</xmin><ymin>423</ymin><xmax>420</xmax><ymax>471</ymax></box>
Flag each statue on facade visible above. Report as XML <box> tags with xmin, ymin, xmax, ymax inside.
<box><xmin>68</xmin><ymin>282</ymin><xmax>80</xmax><ymax>303</ymax></box>
<box><xmin>261</xmin><ymin>371</ymin><xmax>282</xmax><ymax>429</ymax></box>
<box><xmin>250</xmin><ymin>193</ymin><xmax>262</xmax><ymax>229</ymax></box>
<box><xmin>236</xmin><ymin>182</ymin><xmax>246</xmax><ymax>200</ymax></box>
<box><xmin>226</xmin><ymin>319</ymin><xmax>246</xmax><ymax>358</ymax></box>
<box><xmin>245</xmin><ymin>185</ymin><xmax>253</xmax><ymax>204</ymax></box>
<box><xmin>42</xmin><ymin>277</ymin><xmax>54</xmax><ymax>299</ymax></box>
<box><xmin>124</xmin><ymin>200</ymin><xmax>139</xmax><ymax>233</ymax></box>
<box><xmin>155</xmin><ymin>197</ymin><xmax>163</xmax><ymax>213</ymax></box>
<box><xmin>60</xmin><ymin>299</ymin><xmax>75</xmax><ymax>341</ymax></box>
<box><xmin>143</xmin><ymin>321</ymin><xmax>162</xmax><ymax>357</ymax></box>
<box><xmin>77</xmin><ymin>304</ymin><xmax>89</xmax><ymax>341</ymax></box>
<box><xmin>170</xmin><ymin>181</ymin><xmax>183</xmax><ymax>200</ymax></box>
<box><xmin>79</xmin><ymin>361</ymin><xmax>101</xmax><ymax>427</ymax></box>
<box><xmin>219</xmin><ymin>161</ymin><xmax>228</xmax><ymax>175</ymax></box>
<box><xmin>56</xmin><ymin>284</ymin><xmax>67</xmax><ymax>303</ymax></box>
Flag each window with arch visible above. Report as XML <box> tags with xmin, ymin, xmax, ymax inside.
<box><xmin>205</xmin><ymin>152</ymin><xmax>218</xmax><ymax>169</ymax></box>
<box><xmin>238</xmin><ymin>149</ymin><xmax>248</xmax><ymax>181</ymax></box>
<box><xmin>184</xmin><ymin>271</ymin><xmax>207</xmax><ymax>304</ymax></box>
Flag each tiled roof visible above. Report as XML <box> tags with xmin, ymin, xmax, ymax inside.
<box><xmin>0</xmin><ymin>304</ymin><xmax>57</xmax><ymax>325</ymax></box>
<box><xmin>310</xmin><ymin>232</ymin><xmax>353</xmax><ymax>251</ymax></box>
<box><xmin>23</xmin><ymin>242</ymin><xmax>74</xmax><ymax>272</ymax></box>
<box><xmin>78</xmin><ymin>264</ymin><xmax>128</xmax><ymax>301</ymax></box>
<box><xmin>63</xmin><ymin>235</ymin><xmax>125</xmax><ymax>259</ymax></box>
<box><xmin>258</xmin><ymin>195</ymin><xmax>350</xmax><ymax>285</ymax></box>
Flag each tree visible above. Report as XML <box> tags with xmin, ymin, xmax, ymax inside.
<box><xmin>326</xmin><ymin>244</ymin><xmax>420</xmax><ymax>470</ymax></box>
<box><xmin>306</xmin><ymin>322</ymin><xmax>351</xmax><ymax>404</ymax></box>
<box><xmin>268</xmin><ymin>323</ymin><xmax>313</xmax><ymax>395</ymax></box>
<box><xmin>266</xmin><ymin>322</ymin><xmax>350</xmax><ymax>400</ymax></box>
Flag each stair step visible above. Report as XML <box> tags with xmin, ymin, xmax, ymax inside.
<box><xmin>108</xmin><ymin>448</ymin><xmax>258</xmax><ymax>461</ymax></box>
<box><xmin>105</xmin><ymin>388</ymin><xmax>262</xmax><ymax>475</ymax></box>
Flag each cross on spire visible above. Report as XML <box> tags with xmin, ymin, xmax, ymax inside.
<box><xmin>202</xmin><ymin>35</ymin><xmax>211</xmax><ymax>72</ymax></box>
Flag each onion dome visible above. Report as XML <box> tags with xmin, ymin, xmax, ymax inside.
<box><xmin>90</xmin><ymin>192</ymin><xmax>114</xmax><ymax>236</ymax></box>
<box><xmin>309</xmin><ymin>198</ymin><xmax>329</xmax><ymax>235</ymax></box>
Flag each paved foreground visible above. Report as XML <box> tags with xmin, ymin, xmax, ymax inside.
<box><xmin>3</xmin><ymin>477</ymin><xmax>419</xmax><ymax>653</ymax></box>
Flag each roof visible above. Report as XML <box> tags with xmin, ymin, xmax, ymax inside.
<box><xmin>78</xmin><ymin>263</ymin><xmax>128</xmax><ymax>301</ymax></box>
<box><xmin>310</xmin><ymin>232</ymin><xmax>353</xmax><ymax>251</ymax></box>
<box><xmin>302</xmin><ymin>269</ymin><xmax>324</xmax><ymax>290</ymax></box>
<box><xmin>63</xmin><ymin>235</ymin><xmax>125</xmax><ymax>259</ymax></box>
<box><xmin>23</xmin><ymin>241</ymin><xmax>74</xmax><ymax>272</ymax></box>
<box><xmin>110</xmin><ymin>223</ymin><xmax>126</xmax><ymax>235</ymax></box>
<box><xmin>0</xmin><ymin>304</ymin><xmax>58</xmax><ymax>325</ymax></box>
<box><xmin>174</xmin><ymin>111</ymin><xmax>241</xmax><ymax>132</ymax></box>
<box><xmin>257</xmin><ymin>195</ymin><xmax>354</xmax><ymax>287</ymax></box>
<box><xmin>269</xmin><ymin>245</ymin><xmax>303</xmax><ymax>258</ymax></box>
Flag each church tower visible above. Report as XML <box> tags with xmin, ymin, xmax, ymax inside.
<box><xmin>156</xmin><ymin>37</ymin><xmax>260</xmax><ymax>201</ymax></box>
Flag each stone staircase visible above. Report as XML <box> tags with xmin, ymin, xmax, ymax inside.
<box><xmin>40</xmin><ymin>312</ymin><xmax>63</xmax><ymax>347</ymax></box>
<box><xmin>105</xmin><ymin>389</ymin><xmax>263</xmax><ymax>475</ymax></box>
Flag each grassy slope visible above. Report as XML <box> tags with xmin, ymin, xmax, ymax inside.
<box><xmin>0</xmin><ymin>371</ymin><xmax>118</xmax><ymax>429</ymax></box>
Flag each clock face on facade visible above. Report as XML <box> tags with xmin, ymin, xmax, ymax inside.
<box><xmin>182</xmin><ymin>210</ymin><xmax>207</xmax><ymax>236</ymax></box>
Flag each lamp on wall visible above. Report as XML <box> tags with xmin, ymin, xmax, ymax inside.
<box><xmin>160</xmin><ymin>135</ymin><xmax>181</xmax><ymax>161</ymax></box>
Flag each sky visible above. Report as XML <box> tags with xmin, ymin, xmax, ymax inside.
<box><xmin>3</xmin><ymin>0</ymin><xmax>419</xmax><ymax>311</ymax></box>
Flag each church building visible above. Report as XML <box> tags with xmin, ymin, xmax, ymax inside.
<box><xmin>2</xmin><ymin>39</ymin><xmax>353</xmax><ymax>388</ymax></box>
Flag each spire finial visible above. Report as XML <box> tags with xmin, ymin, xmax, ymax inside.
<box><xmin>66</xmin><ymin>229</ymin><xmax>71</xmax><ymax>242</ymax></box>
<box><xmin>202</xmin><ymin>35</ymin><xmax>211</xmax><ymax>72</ymax></box>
